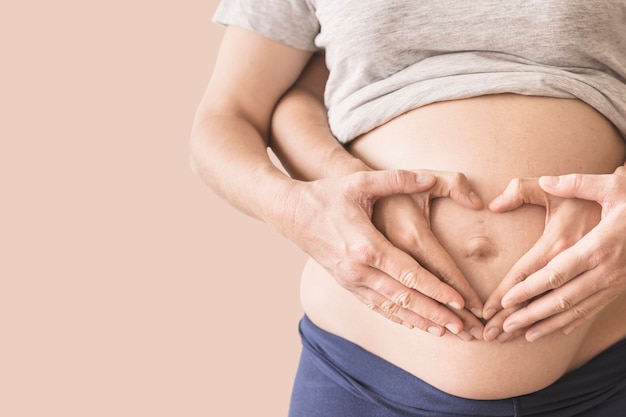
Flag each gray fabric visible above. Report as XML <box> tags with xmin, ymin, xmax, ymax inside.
<box><xmin>214</xmin><ymin>0</ymin><xmax>626</xmax><ymax>144</ymax></box>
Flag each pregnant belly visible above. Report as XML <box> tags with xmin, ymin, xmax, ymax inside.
<box><xmin>300</xmin><ymin>94</ymin><xmax>626</xmax><ymax>399</ymax></box>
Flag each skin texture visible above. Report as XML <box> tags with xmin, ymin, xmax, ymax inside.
<box><xmin>191</xmin><ymin>29</ymin><xmax>483</xmax><ymax>340</ymax></box>
<box><xmin>282</xmin><ymin>89</ymin><xmax>626</xmax><ymax>397</ymax></box>
<box><xmin>483</xmin><ymin>168</ymin><xmax>626</xmax><ymax>342</ymax></box>
<box><xmin>193</xmin><ymin>27</ymin><xmax>626</xmax><ymax>397</ymax></box>
<box><xmin>270</xmin><ymin>54</ymin><xmax>486</xmax><ymax>339</ymax></box>
<box><xmin>271</xmin><ymin>53</ymin><xmax>626</xmax><ymax>345</ymax></box>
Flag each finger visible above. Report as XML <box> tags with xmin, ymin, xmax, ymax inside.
<box><xmin>453</xmin><ymin>307</ymin><xmax>485</xmax><ymax>340</ymax></box>
<box><xmin>483</xmin><ymin>236</ymin><xmax>557</xmax><ymax>318</ymax></box>
<box><xmin>428</xmin><ymin>171</ymin><xmax>483</xmax><ymax>209</ymax></box>
<box><xmin>483</xmin><ymin>306</ymin><xmax>526</xmax><ymax>342</ymax></box>
<box><xmin>403</xmin><ymin>223</ymin><xmax>484</xmax><ymax>318</ymax></box>
<box><xmin>354</xmin><ymin>281</ymin><xmax>478</xmax><ymax>341</ymax></box>
<box><xmin>502</xmin><ymin>267</ymin><xmax>602</xmax><ymax>334</ymax></box>
<box><xmin>368</xmin><ymin>237</ymin><xmax>468</xmax><ymax>313</ymax></box>
<box><xmin>501</xmin><ymin>242</ymin><xmax>597</xmax><ymax>309</ymax></box>
<box><xmin>489</xmin><ymin>177</ymin><xmax>546</xmax><ymax>212</ymax></box>
<box><xmin>353</xmin><ymin>287</ymin><xmax>444</xmax><ymax>335</ymax></box>
<box><xmin>538</xmin><ymin>173</ymin><xmax>615</xmax><ymax>202</ymax></box>
<box><xmin>364</xmin><ymin>262</ymin><xmax>468</xmax><ymax>335</ymax></box>
<box><xmin>523</xmin><ymin>290</ymin><xmax>612</xmax><ymax>342</ymax></box>
<box><xmin>352</xmin><ymin>170</ymin><xmax>436</xmax><ymax>199</ymax></box>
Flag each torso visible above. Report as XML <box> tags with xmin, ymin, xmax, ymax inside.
<box><xmin>300</xmin><ymin>94</ymin><xmax>626</xmax><ymax>399</ymax></box>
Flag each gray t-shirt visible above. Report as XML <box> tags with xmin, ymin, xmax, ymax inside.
<box><xmin>214</xmin><ymin>0</ymin><xmax>626</xmax><ymax>144</ymax></box>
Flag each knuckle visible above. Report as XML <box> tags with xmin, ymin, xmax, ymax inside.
<box><xmin>348</xmin><ymin>171</ymin><xmax>366</xmax><ymax>187</ymax></box>
<box><xmin>380</xmin><ymin>299</ymin><xmax>401</xmax><ymax>315</ymax></box>
<box><xmin>571</xmin><ymin>304</ymin><xmax>592</xmax><ymax>320</ymax></box>
<box><xmin>345</xmin><ymin>172</ymin><xmax>370</xmax><ymax>195</ymax></box>
<box><xmin>450</xmin><ymin>172</ymin><xmax>466</xmax><ymax>186</ymax></box>
<box><xmin>547</xmin><ymin>268</ymin><xmax>567</xmax><ymax>289</ymax></box>
<box><xmin>570</xmin><ymin>173</ymin><xmax>584</xmax><ymax>190</ymax></box>
<box><xmin>387</xmin><ymin>170</ymin><xmax>405</xmax><ymax>187</ymax></box>
<box><xmin>351</xmin><ymin>244</ymin><xmax>377</xmax><ymax>266</ymax></box>
<box><xmin>588</xmin><ymin>245</ymin><xmax>609</xmax><ymax>266</ymax></box>
<box><xmin>424</xmin><ymin>309</ymin><xmax>446</xmax><ymax>326</ymax></box>
<box><xmin>392</xmin><ymin>290</ymin><xmax>414</xmax><ymax>308</ymax></box>
<box><xmin>394</xmin><ymin>229</ymin><xmax>418</xmax><ymax>250</ymax></box>
<box><xmin>515</xmin><ymin>272</ymin><xmax>529</xmax><ymax>285</ymax></box>
<box><xmin>398</xmin><ymin>269</ymin><xmax>420</xmax><ymax>289</ymax></box>
<box><xmin>551</xmin><ymin>238</ymin><xmax>572</xmax><ymax>255</ymax></box>
<box><xmin>509</xmin><ymin>270</ymin><xmax>529</xmax><ymax>285</ymax></box>
<box><xmin>554</xmin><ymin>294</ymin><xmax>575</xmax><ymax>312</ymax></box>
<box><xmin>341</xmin><ymin>265</ymin><xmax>367</xmax><ymax>287</ymax></box>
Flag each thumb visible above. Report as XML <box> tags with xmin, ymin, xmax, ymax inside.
<box><xmin>539</xmin><ymin>174</ymin><xmax>608</xmax><ymax>202</ymax></box>
<box><xmin>354</xmin><ymin>170</ymin><xmax>436</xmax><ymax>198</ymax></box>
<box><xmin>489</xmin><ymin>177</ymin><xmax>546</xmax><ymax>212</ymax></box>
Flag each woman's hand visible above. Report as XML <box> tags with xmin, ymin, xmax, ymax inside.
<box><xmin>273</xmin><ymin>169</ymin><xmax>483</xmax><ymax>340</ymax></box>
<box><xmin>482</xmin><ymin>169</ymin><xmax>626</xmax><ymax>342</ymax></box>
<box><xmin>372</xmin><ymin>171</ymin><xmax>485</xmax><ymax>339</ymax></box>
<box><xmin>481</xmin><ymin>177</ymin><xmax>600</xmax><ymax>341</ymax></box>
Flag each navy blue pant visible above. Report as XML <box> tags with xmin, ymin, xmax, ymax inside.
<box><xmin>289</xmin><ymin>315</ymin><xmax>626</xmax><ymax>417</ymax></box>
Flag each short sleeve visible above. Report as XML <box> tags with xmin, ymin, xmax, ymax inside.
<box><xmin>213</xmin><ymin>0</ymin><xmax>320</xmax><ymax>52</ymax></box>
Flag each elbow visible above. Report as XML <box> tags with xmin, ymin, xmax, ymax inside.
<box><xmin>189</xmin><ymin>151</ymin><xmax>199</xmax><ymax>177</ymax></box>
<box><xmin>188</xmin><ymin>125</ymin><xmax>204</xmax><ymax>178</ymax></box>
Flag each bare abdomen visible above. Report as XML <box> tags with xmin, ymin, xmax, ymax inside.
<box><xmin>300</xmin><ymin>94</ymin><xmax>626</xmax><ymax>399</ymax></box>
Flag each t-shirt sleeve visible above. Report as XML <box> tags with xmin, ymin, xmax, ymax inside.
<box><xmin>213</xmin><ymin>0</ymin><xmax>320</xmax><ymax>51</ymax></box>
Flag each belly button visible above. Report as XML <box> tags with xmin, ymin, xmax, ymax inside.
<box><xmin>463</xmin><ymin>237</ymin><xmax>499</xmax><ymax>260</ymax></box>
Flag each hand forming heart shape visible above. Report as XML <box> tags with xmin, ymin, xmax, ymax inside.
<box><xmin>374</xmin><ymin>170</ymin><xmax>626</xmax><ymax>343</ymax></box>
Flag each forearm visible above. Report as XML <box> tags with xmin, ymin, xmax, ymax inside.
<box><xmin>190</xmin><ymin>113</ymin><xmax>293</xmax><ymax>225</ymax></box>
<box><xmin>270</xmin><ymin>54</ymin><xmax>371</xmax><ymax>180</ymax></box>
<box><xmin>190</xmin><ymin>26</ymin><xmax>313</xmax><ymax>226</ymax></box>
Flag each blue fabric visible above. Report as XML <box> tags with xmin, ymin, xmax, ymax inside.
<box><xmin>289</xmin><ymin>315</ymin><xmax>626</xmax><ymax>417</ymax></box>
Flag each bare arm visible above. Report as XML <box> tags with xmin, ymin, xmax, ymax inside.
<box><xmin>190</xmin><ymin>27</ymin><xmax>311</xmax><ymax>222</ymax></box>
<box><xmin>270</xmin><ymin>53</ymin><xmax>369</xmax><ymax>179</ymax></box>
<box><xmin>269</xmin><ymin>53</ymin><xmax>486</xmax><ymax>339</ymax></box>
<box><xmin>191</xmin><ymin>30</ymin><xmax>473</xmax><ymax>338</ymax></box>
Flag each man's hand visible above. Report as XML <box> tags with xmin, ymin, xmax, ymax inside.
<box><xmin>273</xmin><ymin>169</ymin><xmax>484</xmax><ymax>340</ymax></box>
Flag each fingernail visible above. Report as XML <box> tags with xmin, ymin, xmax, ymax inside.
<box><xmin>563</xmin><ymin>324</ymin><xmax>576</xmax><ymax>335</ymax></box>
<box><xmin>471</xmin><ymin>308</ymin><xmax>483</xmax><ymax>319</ymax></box>
<box><xmin>540</xmin><ymin>176</ymin><xmax>559</xmax><ymax>187</ymax></box>
<box><xmin>489</xmin><ymin>194</ymin><xmax>504</xmax><ymax>208</ymax></box>
<box><xmin>485</xmin><ymin>327</ymin><xmax>500</xmax><ymax>341</ymax></box>
<box><xmin>448</xmin><ymin>301</ymin><xmax>463</xmax><ymax>310</ymax></box>
<box><xmin>501</xmin><ymin>294</ymin><xmax>516</xmax><ymax>309</ymax></box>
<box><xmin>402</xmin><ymin>321</ymin><xmax>414</xmax><ymax>329</ymax></box>
<box><xmin>504</xmin><ymin>320</ymin><xmax>520</xmax><ymax>333</ymax></box>
<box><xmin>483</xmin><ymin>308</ymin><xmax>496</xmax><ymax>320</ymax></box>
<box><xmin>497</xmin><ymin>332</ymin><xmax>513</xmax><ymax>343</ymax></box>
<box><xmin>445</xmin><ymin>323</ymin><xmax>461</xmax><ymax>335</ymax></box>
<box><xmin>428</xmin><ymin>326</ymin><xmax>444</xmax><ymax>336</ymax></box>
<box><xmin>416</xmin><ymin>173</ymin><xmax>435</xmax><ymax>184</ymax></box>
<box><xmin>457</xmin><ymin>330</ymin><xmax>473</xmax><ymax>342</ymax></box>
<box><xmin>470</xmin><ymin>327</ymin><xmax>484</xmax><ymax>340</ymax></box>
<box><xmin>526</xmin><ymin>330</ymin><xmax>542</xmax><ymax>343</ymax></box>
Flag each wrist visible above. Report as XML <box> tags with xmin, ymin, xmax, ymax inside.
<box><xmin>322</xmin><ymin>146</ymin><xmax>372</xmax><ymax>177</ymax></box>
<box><xmin>254</xmin><ymin>166</ymin><xmax>301</xmax><ymax>231</ymax></box>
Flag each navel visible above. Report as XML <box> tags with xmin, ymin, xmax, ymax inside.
<box><xmin>463</xmin><ymin>236</ymin><xmax>499</xmax><ymax>261</ymax></box>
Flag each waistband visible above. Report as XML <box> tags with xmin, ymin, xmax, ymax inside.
<box><xmin>298</xmin><ymin>315</ymin><xmax>626</xmax><ymax>416</ymax></box>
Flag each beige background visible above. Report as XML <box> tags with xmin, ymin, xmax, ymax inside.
<box><xmin>2</xmin><ymin>1</ymin><xmax>307</xmax><ymax>416</ymax></box>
